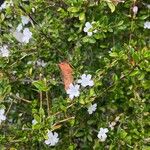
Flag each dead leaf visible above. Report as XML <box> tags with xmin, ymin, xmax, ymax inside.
<box><xmin>58</xmin><ymin>61</ymin><xmax>73</xmax><ymax>91</ymax></box>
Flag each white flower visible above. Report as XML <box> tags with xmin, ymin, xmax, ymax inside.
<box><xmin>45</xmin><ymin>130</ymin><xmax>59</xmax><ymax>146</ymax></box>
<box><xmin>0</xmin><ymin>109</ymin><xmax>6</xmax><ymax>124</ymax></box>
<box><xmin>21</xmin><ymin>16</ymin><xmax>30</xmax><ymax>25</ymax></box>
<box><xmin>16</xmin><ymin>23</ymin><xmax>23</xmax><ymax>32</ymax></box>
<box><xmin>36</xmin><ymin>60</ymin><xmax>47</xmax><ymax>67</ymax></box>
<box><xmin>66</xmin><ymin>84</ymin><xmax>80</xmax><ymax>100</ymax></box>
<box><xmin>22</xmin><ymin>28</ymin><xmax>32</xmax><ymax>43</ymax></box>
<box><xmin>97</xmin><ymin>128</ymin><xmax>109</xmax><ymax>142</ymax></box>
<box><xmin>87</xmin><ymin>103</ymin><xmax>97</xmax><ymax>114</ymax></box>
<box><xmin>0</xmin><ymin>2</ymin><xmax>7</xmax><ymax>10</ymax></box>
<box><xmin>32</xmin><ymin>119</ymin><xmax>38</xmax><ymax>125</ymax></box>
<box><xmin>12</xmin><ymin>28</ymin><xmax>32</xmax><ymax>44</ymax></box>
<box><xmin>0</xmin><ymin>0</ymin><xmax>13</xmax><ymax>10</ymax></box>
<box><xmin>83</xmin><ymin>22</ymin><xmax>93</xmax><ymax>36</ymax></box>
<box><xmin>144</xmin><ymin>21</ymin><xmax>150</xmax><ymax>29</ymax></box>
<box><xmin>12</xmin><ymin>30</ymin><xmax>24</xmax><ymax>43</ymax></box>
<box><xmin>77</xmin><ymin>74</ymin><xmax>94</xmax><ymax>87</ymax></box>
<box><xmin>132</xmin><ymin>6</ymin><xmax>138</xmax><ymax>15</ymax></box>
<box><xmin>0</xmin><ymin>45</ymin><xmax>10</xmax><ymax>57</ymax></box>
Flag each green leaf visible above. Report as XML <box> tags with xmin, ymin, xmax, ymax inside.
<box><xmin>138</xmin><ymin>73</ymin><xmax>145</xmax><ymax>80</ymax></box>
<box><xmin>109</xmin><ymin>52</ymin><xmax>118</xmax><ymax>57</ymax></box>
<box><xmin>89</xmin><ymin>88</ymin><xmax>95</xmax><ymax>97</ymax></box>
<box><xmin>142</xmin><ymin>146</ymin><xmax>150</xmax><ymax>150</ymax></box>
<box><xmin>87</xmin><ymin>135</ymin><xmax>93</xmax><ymax>142</ymax></box>
<box><xmin>34</xmin><ymin>114</ymin><xmax>40</xmax><ymax>122</ymax></box>
<box><xmin>142</xmin><ymin>80</ymin><xmax>150</xmax><ymax>89</ymax></box>
<box><xmin>79</xmin><ymin>98</ymin><xmax>86</xmax><ymax>105</ymax></box>
<box><xmin>79</xmin><ymin>12</ymin><xmax>85</xmax><ymax>21</ymax></box>
<box><xmin>67</xmin><ymin>7</ymin><xmax>80</xmax><ymax>13</ymax></box>
<box><xmin>88</xmin><ymin>38</ymin><xmax>96</xmax><ymax>43</ymax></box>
<box><xmin>32</xmin><ymin>80</ymin><xmax>49</xmax><ymax>91</ymax></box>
<box><xmin>119</xmin><ymin>129</ymin><xmax>128</xmax><ymax>139</ymax></box>
<box><xmin>107</xmin><ymin>2</ymin><xmax>115</xmax><ymax>13</ymax></box>
<box><xmin>1</xmin><ymin>13</ymin><xmax>5</xmax><ymax>21</ymax></box>
<box><xmin>39</xmin><ymin>108</ymin><xmax>45</xmax><ymax>116</ymax></box>
<box><xmin>129</xmin><ymin>70</ymin><xmax>139</xmax><ymax>76</ymax></box>
<box><xmin>82</xmin><ymin>37</ymin><xmax>96</xmax><ymax>43</ymax></box>
<box><xmin>87</xmin><ymin>120</ymin><xmax>95</xmax><ymax>125</ymax></box>
<box><xmin>75</xmin><ymin>131</ymin><xmax>84</xmax><ymax>137</ymax></box>
<box><xmin>117</xmin><ymin>20</ymin><xmax>124</xmax><ymax>26</ymax></box>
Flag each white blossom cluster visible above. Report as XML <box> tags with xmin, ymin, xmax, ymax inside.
<box><xmin>66</xmin><ymin>74</ymin><xmax>97</xmax><ymax>114</ymax></box>
<box><xmin>87</xmin><ymin>103</ymin><xmax>97</xmax><ymax>115</ymax></box>
<box><xmin>83</xmin><ymin>22</ymin><xmax>97</xmax><ymax>36</ymax></box>
<box><xmin>1</xmin><ymin>3</ymin><xmax>149</xmax><ymax>147</ymax></box>
<box><xmin>13</xmin><ymin>16</ymin><xmax>32</xmax><ymax>43</ymax></box>
<box><xmin>66</xmin><ymin>74</ymin><xmax>94</xmax><ymax>100</ymax></box>
<box><xmin>97</xmin><ymin>128</ymin><xmax>109</xmax><ymax>142</ymax></box>
<box><xmin>0</xmin><ymin>45</ymin><xmax>10</xmax><ymax>57</ymax></box>
<box><xmin>144</xmin><ymin>21</ymin><xmax>150</xmax><ymax>29</ymax></box>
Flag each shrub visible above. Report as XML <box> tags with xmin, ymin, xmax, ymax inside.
<box><xmin>0</xmin><ymin>0</ymin><xmax>150</xmax><ymax>149</ymax></box>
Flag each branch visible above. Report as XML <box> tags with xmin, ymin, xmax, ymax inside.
<box><xmin>11</xmin><ymin>94</ymin><xmax>31</xmax><ymax>103</ymax></box>
<box><xmin>52</xmin><ymin>116</ymin><xmax>75</xmax><ymax>127</ymax></box>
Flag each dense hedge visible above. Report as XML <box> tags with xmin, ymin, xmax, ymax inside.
<box><xmin>0</xmin><ymin>0</ymin><xmax>150</xmax><ymax>149</ymax></box>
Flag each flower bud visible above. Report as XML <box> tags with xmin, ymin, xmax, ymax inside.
<box><xmin>132</xmin><ymin>6</ymin><xmax>138</xmax><ymax>15</ymax></box>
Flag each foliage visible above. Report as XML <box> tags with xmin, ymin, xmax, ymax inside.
<box><xmin>0</xmin><ymin>0</ymin><xmax>150</xmax><ymax>149</ymax></box>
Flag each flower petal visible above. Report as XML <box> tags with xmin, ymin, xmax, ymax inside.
<box><xmin>104</xmin><ymin>128</ymin><xmax>109</xmax><ymax>133</ymax></box>
<box><xmin>16</xmin><ymin>23</ymin><xmax>23</xmax><ymax>32</ymax></box>
<box><xmin>87</xmin><ymin>32</ymin><xmax>92</xmax><ymax>36</ymax></box>
<box><xmin>0</xmin><ymin>115</ymin><xmax>6</xmax><ymax>121</ymax></box>
<box><xmin>88</xmin><ymin>80</ymin><xmax>94</xmax><ymax>86</ymax></box>
<box><xmin>81</xmin><ymin>74</ymin><xmax>86</xmax><ymax>79</ymax></box>
<box><xmin>45</xmin><ymin>139</ymin><xmax>51</xmax><ymax>145</ymax></box>
<box><xmin>0</xmin><ymin>109</ymin><xmax>5</xmax><ymax>114</ymax></box>
<box><xmin>75</xmin><ymin>84</ymin><xmax>80</xmax><ymax>90</ymax></box>
<box><xmin>69</xmin><ymin>94</ymin><xmax>74</xmax><ymax>100</ymax></box>
<box><xmin>75</xmin><ymin>91</ymin><xmax>80</xmax><ymax>97</ymax></box>
<box><xmin>87</xmin><ymin>74</ymin><xmax>92</xmax><ymax>80</ymax></box>
<box><xmin>83</xmin><ymin>27</ymin><xmax>88</xmax><ymax>32</ymax></box>
<box><xmin>77</xmin><ymin>79</ymin><xmax>82</xmax><ymax>83</ymax></box>
<box><xmin>85</xmin><ymin>22</ymin><xmax>92</xmax><ymax>28</ymax></box>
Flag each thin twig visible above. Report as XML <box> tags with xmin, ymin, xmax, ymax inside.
<box><xmin>40</xmin><ymin>92</ymin><xmax>42</xmax><ymax>109</ymax></box>
<box><xmin>46</xmin><ymin>91</ymin><xmax>50</xmax><ymax>116</ymax></box>
<box><xmin>53</xmin><ymin>102</ymin><xmax>75</xmax><ymax>116</ymax></box>
<box><xmin>11</xmin><ymin>94</ymin><xmax>31</xmax><ymax>103</ymax></box>
<box><xmin>52</xmin><ymin>116</ymin><xmax>75</xmax><ymax>127</ymax></box>
<box><xmin>5</xmin><ymin>100</ymin><xmax>13</xmax><ymax>116</ymax></box>
<box><xmin>9</xmin><ymin>139</ymin><xmax>23</xmax><ymax>143</ymax></box>
<box><xmin>38</xmin><ymin>74</ymin><xmax>43</xmax><ymax>110</ymax></box>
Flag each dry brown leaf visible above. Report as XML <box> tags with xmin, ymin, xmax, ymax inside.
<box><xmin>58</xmin><ymin>61</ymin><xmax>73</xmax><ymax>91</ymax></box>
